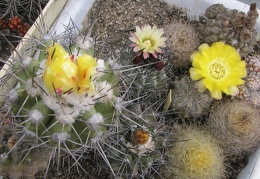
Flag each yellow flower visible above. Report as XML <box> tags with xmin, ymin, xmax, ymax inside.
<box><xmin>189</xmin><ymin>42</ymin><xmax>246</xmax><ymax>99</ymax></box>
<box><xmin>45</xmin><ymin>43</ymin><xmax>70</xmax><ymax>66</ymax></box>
<box><xmin>129</xmin><ymin>24</ymin><xmax>167</xmax><ymax>59</ymax></box>
<box><xmin>77</xmin><ymin>54</ymin><xmax>97</xmax><ymax>94</ymax></box>
<box><xmin>43</xmin><ymin>44</ymin><xmax>78</xmax><ymax>94</ymax></box>
<box><xmin>42</xmin><ymin>43</ymin><xmax>98</xmax><ymax>95</ymax></box>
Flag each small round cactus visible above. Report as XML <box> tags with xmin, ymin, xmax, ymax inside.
<box><xmin>164</xmin><ymin>20</ymin><xmax>200</xmax><ymax>69</ymax></box>
<box><xmin>163</xmin><ymin>124</ymin><xmax>225</xmax><ymax>179</ymax></box>
<box><xmin>236</xmin><ymin>54</ymin><xmax>260</xmax><ymax>107</ymax></box>
<box><xmin>166</xmin><ymin>76</ymin><xmax>212</xmax><ymax>118</ymax></box>
<box><xmin>207</xmin><ymin>99</ymin><xmax>260</xmax><ymax>156</ymax></box>
<box><xmin>119</xmin><ymin>39</ymin><xmax>171</xmax><ymax>108</ymax></box>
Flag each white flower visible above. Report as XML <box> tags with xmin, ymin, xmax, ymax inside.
<box><xmin>129</xmin><ymin>24</ymin><xmax>167</xmax><ymax>59</ymax></box>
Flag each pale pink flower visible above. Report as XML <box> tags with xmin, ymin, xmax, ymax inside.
<box><xmin>129</xmin><ymin>25</ymin><xmax>167</xmax><ymax>59</ymax></box>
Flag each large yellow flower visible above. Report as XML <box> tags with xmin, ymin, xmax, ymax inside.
<box><xmin>43</xmin><ymin>44</ymin><xmax>78</xmax><ymax>94</ymax></box>
<box><xmin>42</xmin><ymin>43</ymin><xmax>97</xmax><ymax>95</ymax></box>
<box><xmin>189</xmin><ymin>42</ymin><xmax>246</xmax><ymax>99</ymax></box>
<box><xmin>129</xmin><ymin>24</ymin><xmax>167</xmax><ymax>59</ymax></box>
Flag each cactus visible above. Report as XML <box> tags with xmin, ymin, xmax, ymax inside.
<box><xmin>164</xmin><ymin>20</ymin><xmax>200</xmax><ymax>69</ymax></box>
<box><xmin>100</xmin><ymin>31</ymin><xmax>171</xmax><ymax>177</ymax></box>
<box><xmin>118</xmin><ymin>40</ymin><xmax>172</xmax><ymax>108</ymax></box>
<box><xmin>163</xmin><ymin>124</ymin><xmax>226</xmax><ymax>179</ymax></box>
<box><xmin>0</xmin><ymin>0</ymin><xmax>49</xmax><ymax>20</ymax></box>
<box><xmin>207</xmin><ymin>99</ymin><xmax>260</xmax><ymax>156</ymax></box>
<box><xmin>165</xmin><ymin>76</ymin><xmax>213</xmax><ymax>119</ymax></box>
<box><xmin>106</xmin><ymin>105</ymin><xmax>168</xmax><ymax>178</ymax></box>
<box><xmin>203</xmin><ymin>3</ymin><xmax>259</xmax><ymax>57</ymax></box>
<box><xmin>236</xmin><ymin>54</ymin><xmax>260</xmax><ymax>107</ymax></box>
<box><xmin>0</xmin><ymin>29</ymin><xmax>119</xmax><ymax>177</ymax></box>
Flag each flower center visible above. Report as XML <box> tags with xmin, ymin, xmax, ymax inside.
<box><xmin>209</xmin><ymin>61</ymin><xmax>227</xmax><ymax>80</ymax></box>
<box><xmin>143</xmin><ymin>39</ymin><xmax>152</xmax><ymax>47</ymax></box>
<box><xmin>134</xmin><ymin>129</ymin><xmax>149</xmax><ymax>145</ymax></box>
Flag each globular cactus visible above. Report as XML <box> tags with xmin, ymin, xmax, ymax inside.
<box><xmin>0</xmin><ymin>146</ymin><xmax>52</xmax><ymax>179</ymax></box>
<box><xmin>207</xmin><ymin>99</ymin><xmax>260</xmax><ymax>156</ymax></box>
<box><xmin>164</xmin><ymin>20</ymin><xmax>200</xmax><ymax>69</ymax></box>
<box><xmin>203</xmin><ymin>3</ymin><xmax>259</xmax><ymax>57</ymax></box>
<box><xmin>106</xmin><ymin>105</ymin><xmax>168</xmax><ymax>178</ymax></box>
<box><xmin>102</xmin><ymin>25</ymin><xmax>170</xmax><ymax>177</ymax></box>
<box><xmin>163</xmin><ymin>124</ymin><xmax>226</xmax><ymax>179</ymax></box>
<box><xmin>236</xmin><ymin>54</ymin><xmax>260</xmax><ymax>107</ymax></box>
<box><xmin>0</xmin><ymin>33</ymin><xmax>119</xmax><ymax>177</ymax></box>
<box><xmin>165</xmin><ymin>76</ymin><xmax>212</xmax><ymax>119</ymax></box>
<box><xmin>119</xmin><ymin>40</ymin><xmax>171</xmax><ymax>109</ymax></box>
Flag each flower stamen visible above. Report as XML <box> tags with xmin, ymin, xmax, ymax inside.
<box><xmin>209</xmin><ymin>62</ymin><xmax>227</xmax><ymax>80</ymax></box>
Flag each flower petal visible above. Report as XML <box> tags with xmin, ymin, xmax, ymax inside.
<box><xmin>229</xmin><ymin>86</ymin><xmax>239</xmax><ymax>96</ymax></box>
<box><xmin>143</xmin><ymin>52</ymin><xmax>149</xmax><ymax>59</ymax></box>
<box><xmin>190</xmin><ymin>68</ymin><xmax>203</xmax><ymax>80</ymax></box>
<box><xmin>195</xmin><ymin>80</ymin><xmax>207</xmax><ymax>93</ymax></box>
<box><xmin>133</xmin><ymin>46</ymin><xmax>141</xmax><ymax>52</ymax></box>
<box><xmin>211</xmin><ymin>88</ymin><xmax>222</xmax><ymax>100</ymax></box>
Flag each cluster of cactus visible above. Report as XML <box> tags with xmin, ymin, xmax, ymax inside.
<box><xmin>236</xmin><ymin>54</ymin><xmax>260</xmax><ymax>107</ymax></box>
<box><xmin>0</xmin><ymin>15</ymin><xmax>30</xmax><ymax>37</ymax></box>
<box><xmin>203</xmin><ymin>3</ymin><xmax>258</xmax><ymax>57</ymax></box>
<box><xmin>1</xmin><ymin>1</ymin><xmax>260</xmax><ymax>178</ymax></box>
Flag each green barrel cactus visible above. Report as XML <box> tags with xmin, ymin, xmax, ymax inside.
<box><xmin>1</xmin><ymin>37</ymin><xmax>119</xmax><ymax>158</ymax></box>
<box><xmin>106</xmin><ymin>106</ymin><xmax>168</xmax><ymax>178</ymax></box>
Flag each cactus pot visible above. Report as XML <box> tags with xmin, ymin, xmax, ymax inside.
<box><xmin>0</xmin><ymin>0</ymin><xmax>259</xmax><ymax>178</ymax></box>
